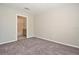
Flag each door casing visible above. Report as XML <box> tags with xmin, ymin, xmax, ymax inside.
<box><xmin>16</xmin><ymin>14</ymin><xmax>28</xmax><ymax>41</ymax></box>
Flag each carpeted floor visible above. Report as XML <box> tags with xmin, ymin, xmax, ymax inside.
<box><xmin>0</xmin><ymin>37</ymin><xmax>79</xmax><ymax>55</ymax></box>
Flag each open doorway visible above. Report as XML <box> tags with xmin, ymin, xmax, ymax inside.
<box><xmin>17</xmin><ymin>15</ymin><xmax>27</xmax><ymax>40</ymax></box>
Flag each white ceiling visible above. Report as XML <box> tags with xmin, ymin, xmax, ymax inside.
<box><xmin>0</xmin><ymin>3</ymin><xmax>79</xmax><ymax>15</ymax></box>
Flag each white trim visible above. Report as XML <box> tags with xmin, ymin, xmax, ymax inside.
<box><xmin>35</xmin><ymin>36</ymin><xmax>79</xmax><ymax>49</ymax></box>
<box><xmin>16</xmin><ymin>14</ymin><xmax>28</xmax><ymax>41</ymax></box>
<box><xmin>0</xmin><ymin>40</ymin><xmax>17</xmax><ymax>45</ymax></box>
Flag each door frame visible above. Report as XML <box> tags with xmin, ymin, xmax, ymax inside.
<box><xmin>16</xmin><ymin>14</ymin><xmax>28</xmax><ymax>41</ymax></box>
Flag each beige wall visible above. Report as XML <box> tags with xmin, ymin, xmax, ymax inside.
<box><xmin>34</xmin><ymin>5</ymin><xmax>79</xmax><ymax>47</ymax></box>
<box><xmin>0</xmin><ymin>6</ymin><xmax>34</xmax><ymax>44</ymax></box>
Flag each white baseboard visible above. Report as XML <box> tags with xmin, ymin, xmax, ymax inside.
<box><xmin>35</xmin><ymin>36</ymin><xmax>79</xmax><ymax>49</ymax></box>
<box><xmin>0</xmin><ymin>40</ymin><xmax>17</xmax><ymax>45</ymax></box>
<box><xmin>27</xmin><ymin>35</ymin><xmax>34</xmax><ymax>38</ymax></box>
<box><xmin>1</xmin><ymin>36</ymin><xmax>79</xmax><ymax>49</ymax></box>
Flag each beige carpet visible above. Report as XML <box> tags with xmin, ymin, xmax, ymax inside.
<box><xmin>0</xmin><ymin>37</ymin><xmax>79</xmax><ymax>55</ymax></box>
